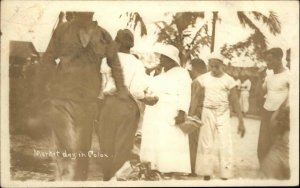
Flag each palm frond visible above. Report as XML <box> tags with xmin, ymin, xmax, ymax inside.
<box><xmin>221</xmin><ymin>29</ymin><xmax>268</xmax><ymax>61</ymax></box>
<box><xmin>251</xmin><ymin>11</ymin><xmax>281</xmax><ymax>35</ymax></box>
<box><xmin>155</xmin><ymin>22</ymin><xmax>177</xmax><ymax>44</ymax></box>
<box><xmin>173</xmin><ymin>12</ymin><xmax>205</xmax><ymax>34</ymax></box>
<box><xmin>189</xmin><ymin>23</ymin><xmax>209</xmax><ymax>47</ymax></box>
<box><xmin>237</xmin><ymin>11</ymin><xmax>260</xmax><ymax>31</ymax></box>
<box><xmin>122</xmin><ymin>12</ymin><xmax>148</xmax><ymax>37</ymax></box>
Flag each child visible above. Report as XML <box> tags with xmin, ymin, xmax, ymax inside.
<box><xmin>195</xmin><ymin>53</ymin><xmax>245</xmax><ymax>180</ymax></box>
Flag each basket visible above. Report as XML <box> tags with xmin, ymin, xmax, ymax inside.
<box><xmin>178</xmin><ymin>116</ymin><xmax>202</xmax><ymax>134</ymax></box>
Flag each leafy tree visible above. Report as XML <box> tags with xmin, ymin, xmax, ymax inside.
<box><xmin>120</xmin><ymin>12</ymin><xmax>147</xmax><ymax>37</ymax></box>
<box><xmin>221</xmin><ymin>11</ymin><xmax>281</xmax><ymax>63</ymax></box>
<box><xmin>155</xmin><ymin>12</ymin><xmax>210</xmax><ymax>66</ymax></box>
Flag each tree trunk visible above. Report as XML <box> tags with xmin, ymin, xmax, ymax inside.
<box><xmin>210</xmin><ymin>11</ymin><xmax>218</xmax><ymax>53</ymax></box>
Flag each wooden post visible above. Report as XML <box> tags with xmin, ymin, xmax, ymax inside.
<box><xmin>210</xmin><ymin>11</ymin><xmax>218</xmax><ymax>53</ymax></box>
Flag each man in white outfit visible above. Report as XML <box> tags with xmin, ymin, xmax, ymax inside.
<box><xmin>195</xmin><ymin>53</ymin><xmax>246</xmax><ymax>180</ymax></box>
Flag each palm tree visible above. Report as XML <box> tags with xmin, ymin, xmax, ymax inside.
<box><xmin>120</xmin><ymin>12</ymin><xmax>147</xmax><ymax>37</ymax></box>
<box><xmin>123</xmin><ymin>11</ymin><xmax>281</xmax><ymax>67</ymax></box>
<box><xmin>155</xmin><ymin>12</ymin><xmax>210</xmax><ymax>66</ymax></box>
<box><xmin>220</xmin><ymin>11</ymin><xmax>281</xmax><ymax>63</ymax></box>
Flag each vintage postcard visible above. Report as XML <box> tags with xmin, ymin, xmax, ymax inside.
<box><xmin>1</xmin><ymin>0</ymin><xmax>299</xmax><ymax>187</ymax></box>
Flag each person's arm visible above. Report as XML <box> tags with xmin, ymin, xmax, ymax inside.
<box><xmin>130</xmin><ymin>60</ymin><xmax>159</xmax><ymax>106</ymax></box>
<box><xmin>189</xmin><ymin>80</ymin><xmax>204</xmax><ymax>118</ymax></box>
<box><xmin>270</xmin><ymin>81</ymin><xmax>290</xmax><ymax>127</ymax></box>
<box><xmin>103</xmin><ymin>29</ymin><xmax>129</xmax><ymax>99</ymax></box>
<box><xmin>261</xmin><ymin>77</ymin><xmax>267</xmax><ymax>96</ymax></box>
<box><xmin>229</xmin><ymin>86</ymin><xmax>246</xmax><ymax>138</ymax></box>
<box><xmin>175</xmin><ymin>71</ymin><xmax>192</xmax><ymax>125</ymax></box>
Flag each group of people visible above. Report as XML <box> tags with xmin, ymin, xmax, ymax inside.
<box><xmin>30</xmin><ymin>12</ymin><xmax>290</xmax><ymax>181</ymax></box>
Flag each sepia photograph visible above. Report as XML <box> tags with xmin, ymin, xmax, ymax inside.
<box><xmin>1</xmin><ymin>0</ymin><xmax>299</xmax><ymax>187</ymax></box>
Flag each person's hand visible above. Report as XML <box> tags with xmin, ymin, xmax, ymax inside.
<box><xmin>140</xmin><ymin>96</ymin><xmax>159</xmax><ymax>106</ymax></box>
<box><xmin>237</xmin><ymin>121</ymin><xmax>246</xmax><ymax>138</ymax></box>
<box><xmin>175</xmin><ymin>110</ymin><xmax>186</xmax><ymax>125</ymax></box>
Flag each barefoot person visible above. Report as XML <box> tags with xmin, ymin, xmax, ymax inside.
<box><xmin>195</xmin><ymin>52</ymin><xmax>246</xmax><ymax>180</ymax></box>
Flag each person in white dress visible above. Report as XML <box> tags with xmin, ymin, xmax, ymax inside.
<box><xmin>140</xmin><ymin>44</ymin><xmax>192</xmax><ymax>178</ymax></box>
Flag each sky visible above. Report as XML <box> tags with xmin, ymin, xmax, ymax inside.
<box><xmin>1</xmin><ymin>0</ymin><xmax>299</xmax><ymax>67</ymax></box>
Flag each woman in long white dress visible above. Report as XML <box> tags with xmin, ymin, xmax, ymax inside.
<box><xmin>140</xmin><ymin>44</ymin><xmax>192</xmax><ymax>176</ymax></box>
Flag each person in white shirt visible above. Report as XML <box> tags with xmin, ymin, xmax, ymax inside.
<box><xmin>140</xmin><ymin>44</ymin><xmax>192</xmax><ymax>179</ymax></box>
<box><xmin>257</xmin><ymin>47</ymin><xmax>290</xmax><ymax>166</ymax></box>
<box><xmin>195</xmin><ymin>53</ymin><xmax>245</xmax><ymax>180</ymax></box>
<box><xmin>97</xmin><ymin>29</ymin><xmax>158</xmax><ymax>181</ymax></box>
<box><xmin>238</xmin><ymin>76</ymin><xmax>252</xmax><ymax>114</ymax></box>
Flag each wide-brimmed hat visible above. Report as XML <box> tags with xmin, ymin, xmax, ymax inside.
<box><xmin>153</xmin><ymin>43</ymin><xmax>180</xmax><ymax>65</ymax></box>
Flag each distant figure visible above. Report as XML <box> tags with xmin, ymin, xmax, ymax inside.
<box><xmin>187</xmin><ymin>58</ymin><xmax>207</xmax><ymax>176</ymax></box>
<box><xmin>195</xmin><ymin>52</ymin><xmax>245</xmax><ymax>180</ymax></box>
<box><xmin>238</xmin><ymin>76</ymin><xmax>251</xmax><ymax>114</ymax></box>
<box><xmin>257</xmin><ymin>47</ymin><xmax>290</xmax><ymax>166</ymax></box>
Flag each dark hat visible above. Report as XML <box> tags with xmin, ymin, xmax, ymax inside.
<box><xmin>264</xmin><ymin>47</ymin><xmax>283</xmax><ymax>59</ymax></box>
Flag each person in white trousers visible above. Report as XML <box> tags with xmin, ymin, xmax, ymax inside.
<box><xmin>195</xmin><ymin>53</ymin><xmax>246</xmax><ymax>180</ymax></box>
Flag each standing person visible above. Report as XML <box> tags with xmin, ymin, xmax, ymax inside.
<box><xmin>187</xmin><ymin>58</ymin><xmax>207</xmax><ymax>176</ymax></box>
<box><xmin>31</xmin><ymin>12</ymin><xmax>127</xmax><ymax>181</ymax></box>
<box><xmin>195</xmin><ymin>53</ymin><xmax>246</xmax><ymax>180</ymax></box>
<box><xmin>259</xmin><ymin>103</ymin><xmax>290</xmax><ymax>180</ymax></box>
<box><xmin>97</xmin><ymin>29</ymin><xmax>157</xmax><ymax>181</ymax></box>
<box><xmin>140</xmin><ymin>44</ymin><xmax>192</xmax><ymax>179</ymax></box>
<box><xmin>257</xmin><ymin>47</ymin><xmax>290</xmax><ymax>165</ymax></box>
<box><xmin>238</xmin><ymin>76</ymin><xmax>251</xmax><ymax>114</ymax></box>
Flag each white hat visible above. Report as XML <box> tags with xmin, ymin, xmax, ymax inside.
<box><xmin>208</xmin><ymin>51</ymin><xmax>224</xmax><ymax>63</ymax></box>
<box><xmin>153</xmin><ymin>43</ymin><xmax>180</xmax><ymax>65</ymax></box>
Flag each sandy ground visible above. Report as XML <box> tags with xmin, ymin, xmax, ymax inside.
<box><xmin>10</xmin><ymin>116</ymin><xmax>260</xmax><ymax>181</ymax></box>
